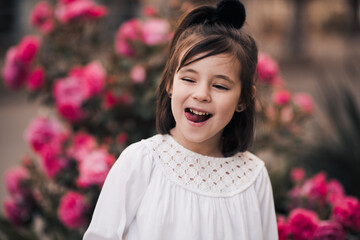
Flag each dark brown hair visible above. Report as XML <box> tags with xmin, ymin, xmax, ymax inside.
<box><xmin>156</xmin><ymin>4</ymin><xmax>258</xmax><ymax>157</ymax></box>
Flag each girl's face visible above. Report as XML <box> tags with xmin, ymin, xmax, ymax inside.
<box><xmin>169</xmin><ymin>53</ymin><xmax>242</xmax><ymax>157</ymax></box>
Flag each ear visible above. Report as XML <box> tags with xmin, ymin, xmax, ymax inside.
<box><xmin>166</xmin><ymin>82</ymin><xmax>173</xmax><ymax>96</ymax></box>
<box><xmin>235</xmin><ymin>103</ymin><xmax>246</xmax><ymax>112</ymax></box>
<box><xmin>252</xmin><ymin>85</ymin><xmax>256</xmax><ymax>99</ymax></box>
<box><xmin>236</xmin><ymin>85</ymin><xmax>256</xmax><ymax>112</ymax></box>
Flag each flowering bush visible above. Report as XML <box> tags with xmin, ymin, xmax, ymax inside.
<box><xmin>254</xmin><ymin>53</ymin><xmax>315</xmax><ymax>153</ymax></box>
<box><xmin>278</xmin><ymin>168</ymin><xmax>360</xmax><ymax>239</ymax></box>
<box><xmin>0</xmin><ymin>0</ymin><xmax>319</xmax><ymax>239</ymax></box>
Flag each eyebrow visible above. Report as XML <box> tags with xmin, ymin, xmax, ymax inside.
<box><xmin>179</xmin><ymin>68</ymin><xmax>234</xmax><ymax>83</ymax></box>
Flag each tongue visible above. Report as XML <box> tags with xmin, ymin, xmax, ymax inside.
<box><xmin>185</xmin><ymin>112</ymin><xmax>210</xmax><ymax>123</ymax></box>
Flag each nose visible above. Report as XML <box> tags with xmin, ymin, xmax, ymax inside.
<box><xmin>192</xmin><ymin>83</ymin><xmax>211</xmax><ymax>102</ymax></box>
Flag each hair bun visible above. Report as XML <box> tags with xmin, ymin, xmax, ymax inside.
<box><xmin>216</xmin><ymin>0</ymin><xmax>246</xmax><ymax>29</ymax></box>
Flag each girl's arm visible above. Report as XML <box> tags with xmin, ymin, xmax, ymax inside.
<box><xmin>254</xmin><ymin>166</ymin><xmax>279</xmax><ymax>240</ymax></box>
<box><xmin>83</xmin><ymin>141</ymin><xmax>152</xmax><ymax>240</ymax></box>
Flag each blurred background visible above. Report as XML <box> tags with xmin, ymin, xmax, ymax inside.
<box><xmin>0</xmin><ymin>0</ymin><xmax>359</xmax><ymax>239</ymax></box>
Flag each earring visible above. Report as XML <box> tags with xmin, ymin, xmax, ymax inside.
<box><xmin>236</xmin><ymin>105</ymin><xmax>244</xmax><ymax>112</ymax></box>
<box><xmin>168</xmin><ymin>93</ymin><xmax>172</xmax><ymax>98</ymax></box>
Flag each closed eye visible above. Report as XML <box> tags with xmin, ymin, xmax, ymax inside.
<box><xmin>181</xmin><ymin>78</ymin><xmax>195</xmax><ymax>83</ymax></box>
<box><xmin>213</xmin><ymin>84</ymin><xmax>229</xmax><ymax>90</ymax></box>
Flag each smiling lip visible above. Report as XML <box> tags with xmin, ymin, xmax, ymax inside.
<box><xmin>184</xmin><ymin>107</ymin><xmax>213</xmax><ymax>126</ymax></box>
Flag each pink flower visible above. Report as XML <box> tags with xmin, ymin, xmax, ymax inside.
<box><xmin>257</xmin><ymin>53</ymin><xmax>278</xmax><ymax>84</ymax></box>
<box><xmin>301</xmin><ymin>172</ymin><xmax>328</xmax><ymax>205</ymax></box>
<box><xmin>77</xmin><ymin>149</ymin><xmax>115</xmax><ymax>188</ymax></box>
<box><xmin>331</xmin><ymin>196</ymin><xmax>360</xmax><ymax>231</ymax></box>
<box><xmin>312</xmin><ymin>221</ymin><xmax>345</xmax><ymax>240</ymax></box>
<box><xmin>24</xmin><ymin>116</ymin><xmax>68</xmax><ymax>154</ymax></box>
<box><xmin>55</xmin><ymin>0</ymin><xmax>107</xmax><ymax>24</ymax></box>
<box><xmin>15</xmin><ymin>36</ymin><xmax>41</xmax><ymax>66</ymax></box>
<box><xmin>53</xmin><ymin>76</ymin><xmax>86</xmax><ymax>122</ymax></box>
<box><xmin>294</xmin><ymin>93</ymin><xmax>314</xmax><ymax>114</ymax></box>
<box><xmin>67</xmin><ymin>131</ymin><xmax>97</xmax><ymax>162</ymax></box>
<box><xmin>30</xmin><ymin>1</ymin><xmax>55</xmax><ymax>34</ymax></box>
<box><xmin>130</xmin><ymin>65</ymin><xmax>146</xmax><ymax>83</ymax></box>
<box><xmin>4</xmin><ymin>166</ymin><xmax>31</xmax><ymax>202</ymax></box>
<box><xmin>58</xmin><ymin>0</ymin><xmax>78</xmax><ymax>4</ymax></box>
<box><xmin>280</xmin><ymin>106</ymin><xmax>293</xmax><ymax>123</ymax></box>
<box><xmin>58</xmin><ymin>191</ymin><xmax>88</xmax><ymax>229</ymax></box>
<box><xmin>103</xmin><ymin>91</ymin><xmax>133</xmax><ymax>109</ymax></box>
<box><xmin>39</xmin><ymin>146</ymin><xmax>68</xmax><ymax>178</ymax></box>
<box><xmin>290</xmin><ymin>168</ymin><xmax>305</xmax><ymax>184</ymax></box>
<box><xmin>1</xmin><ymin>47</ymin><xmax>29</xmax><ymax>89</ymax></box>
<box><xmin>116</xmin><ymin>132</ymin><xmax>128</xmax><ymax>144</ymax></box>
<box><xmin>3</xmin><ymin>198</ymin><xmax>31</xmax><ymax>226</ymax></box>
<box><xmin>288</xmin><ymin>208</ymin><xmax>319</xmax><ymax>240</ymax></box>
<box><xmin>115</xmin><ymin>19</ymin><xmax>141</xmax><ymax>57</ymax></box>
<box><xmin>143</xmin><ymin>6</ymin><xmax>157</xmax><ymax>17</ymax></box>
<box><xmin>277</xmin><ymin>215</ymin><xmax>289</xmax><ymax>240</ymax></box>
<box><xmin>326</xmin><ymin>180</ymin><xmax>345</xmax><ymax>205</ymax></box>
<box><xmin>26</xmin><ymin>66</ymin><xmax>44</xmax><ymax>91</ymax></box>
<box><xmin>141</xmin><ymin>18</ymin><xmax>171</xmax><ymax>46</ymax></box>
<box><xmin>273</xmin><ymin>89</ymin><xmax>291</xmax><ymax>106</ymax></box>
<box><xmin>70</xmin><ymin>61</ymin><xmax>106</xmax><ymax>98</ymax></box>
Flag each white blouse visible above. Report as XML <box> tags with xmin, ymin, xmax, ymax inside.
<box><xmin>83</xmin><ymin>134</ymin><xmax>278</xmax><ymax>240</ymax></box>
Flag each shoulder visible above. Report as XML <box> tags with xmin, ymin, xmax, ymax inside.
<box><xmin>119</xmin><ymin>134</ymin><xmax>164</xmax><ymax>157</ymax></box>
<box><xmin>110</xmin><ymin>135</ymin><xmax>164</xmax><ymax>173</ymax></box>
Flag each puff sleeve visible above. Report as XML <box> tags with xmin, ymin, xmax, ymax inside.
<box><xmin>254</xmin><ymin>167</ymin><xmax>278</xmax><ymax>240</ymax></box>
<box><xmin>83</xmin><ymin>141</ymin><xmax>153</xmax><ymax>240</ymax></box>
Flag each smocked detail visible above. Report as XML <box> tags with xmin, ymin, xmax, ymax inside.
<box><xmin>145</xmin><ymin>134</ymin><xmax>264</xmax><ymax>197</ymax></box>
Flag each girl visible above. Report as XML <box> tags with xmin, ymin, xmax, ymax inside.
<box><xmin>84</xmin><ymin>0</ymin><xmax>278</xmax><ymax>239</ymax></box>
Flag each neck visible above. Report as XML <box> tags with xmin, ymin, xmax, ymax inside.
<box><xmin>169</xmin><ymin>128</ymin><xmax>223</xmax><ymax>157</ymax></box>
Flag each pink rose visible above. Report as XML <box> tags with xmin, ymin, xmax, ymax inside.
<box><xmin>72</xmin><ymin>61</ymin><xmax>105</xmax><ymax>98</ymax></box>
<box><xmin>1</xmin><ymin>47</ymin><xmax>29</xmax><ymax>89</ymax></box>
<box><xmin>116</xmin><ymin>132</ymin><xmax>128</xmax><ymax>144</ymax></box>
<box><xmin>143</xmin><ymin>6</ymin><xmax>157</xmax><ymax>17</ymax></box>
<box><xmin>257</xmin><ymin>53</ymin><xmax>278</xmax><ymax>84</ymax></box>
<box><xmin>58</xmin><ymin>191</ymin><xmax>88</xmax><ymax>229</ymax></box>
<box><xmin>4</xmin><ymin>166</ymin><xmax>31</xmax><ymax>203</ymax></box>
<box><xmin>77</xmin><ymin>149</ymin><xmax>115</xmax><ymax>188</ymax></box>
<box><xmin>30</xmin><ymin>1</ymin><xmax>55</xmax><ymax>34</ymax></box>
<box><xmin>67</xmin><ymin>131</ymin><xmax>97</xmax><ymax>162</ymax></box>
<box><xmin>300</xmin><ymin>172</ymin><xmax>328</xmax><ymax>205</ymax></box>
<box><xmin>24</xmin><ymin>116</ymin><xmax>68</xmax><ymax>154</ymax></box>
<box><xmin>1</xmin><ymin>35</ymin><xmax>41</xmax><ymax>89</ymax></box>
<box><xmin>103</xmin><ymin>91</ymin><xmax>133</xmax><ymax>109</ymax></box>
<box><xmin>141</xmin><ymin>18</ymin><xmax>171</xmax><ymax>46</ymax></box>
<box><xmin>277</xmin><ymin>215</ymin><xmax>289</xmax><ymax>240</ymax></box>
<box><xmin>55</xmin><ymin>0</ymin><xmax>107</xmax><ymax>24</ymax></box>
<box><xmin>290</xmin><ymin>167</ymin><xmax>305</xmax><ymax>184</ymax></box>
<box><xmin>15</xmin><ymin>36</ymin><xmax>41</xmax><ymax>66</ymax></box>
<box><xmin>288</xmin><ymin>208</ymin><xmax>319</xmax><ymax>240</ymax></box>
<box><xmin>103</xmin><ymin>91</ymin><xmax>117</xmax><ymax>109</ymax></box>
<box><xmin>312</xmin><ymin>221</ymin><xmax>345</xmax><ymax>240</ymax></box>
<box><xmin>3</xmin><ymin>198</ymin><xmax>31</xmax><ymax>226</ymax></box>
<box><xmin>115</xmin><ymin>19</ymin><xmax>142</xmax><ymax>57</ymax></box>
<box><xmin>115</xmin><ymin>18</ymin><xmax>146</xmax><ymax>57</ymax></box>
<box><xmin>294</xmin><ymin>93</ymin><xmax>314</xmax><ymax>114</ymax></box>
<box><xmin>39</xmin><ymin>145</ymin><xmax>68</xmax><ymax>178</ymax></box>
<box><xmin>26</xmin><ymin>66</ymin><xmax>44</xmax><ymax>91</ymax></box>
<box><xmin>58</xmin><ymin>0</ymin><xmax>78</xmax><ymax>4</ymax></box>
<box><xmin>332</xmin><ymin>196</ymin><xmax>360</xmax><ymax>231</ymax></box>
<box><xmin>53</xmin><ymin>76</ymin><xmax>86</xmax><ymax>122</ymax></box>
<box><xmin>326</xmin><ymin>180</ymin><xmax>345</xmax><ymax>205</ymax></box>
<box><xmin>130</xmin><ymin>65</ymin><xmax>146</xmax><ymax>83</ymax></box>
<box><xmin>273</xmin><ymin>89</ymin><xmax>291</xmax><ymax>106</ymax></box>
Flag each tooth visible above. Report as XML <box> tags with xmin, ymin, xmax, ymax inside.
<box><xmin>189</xmin><ymin>109</ymin><xmax>209</xmax><ymax>116</ymax></box>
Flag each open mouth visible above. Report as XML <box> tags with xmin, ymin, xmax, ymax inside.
<box><xmin>184</xmin><ymin>108</ymin><xmax>213</xmax><ymax>123</ymax></box>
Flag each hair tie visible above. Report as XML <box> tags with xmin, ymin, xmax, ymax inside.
<box><xmin>214</xmin><ymin>0</ymin><xmax>246</xmax><ymax>29</ymax></box>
